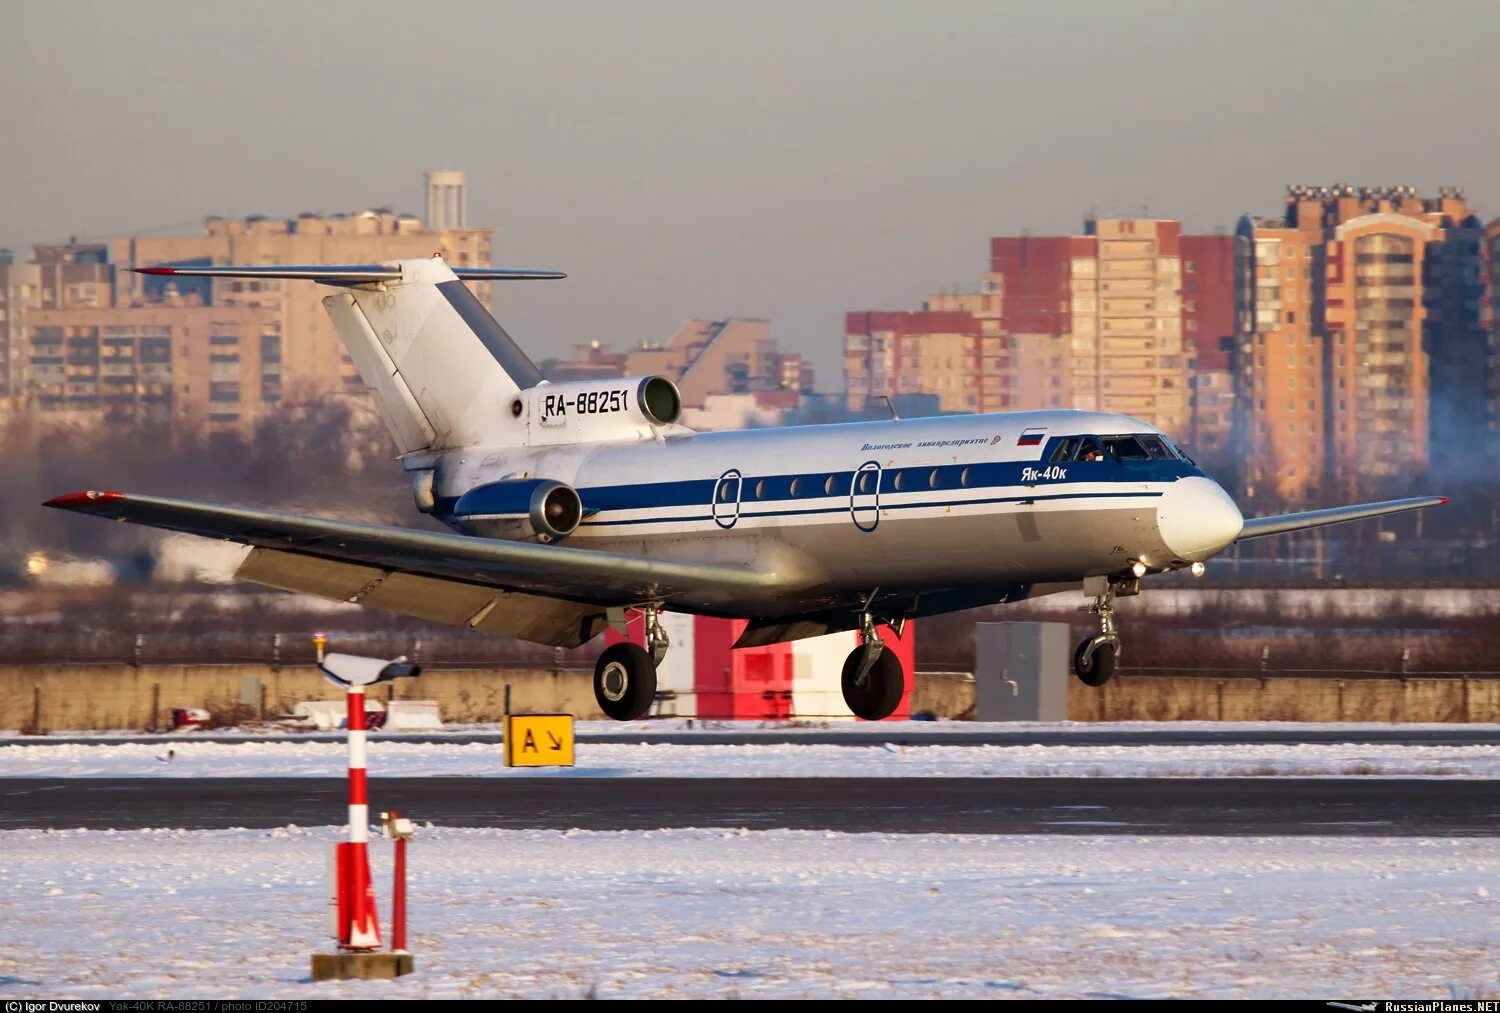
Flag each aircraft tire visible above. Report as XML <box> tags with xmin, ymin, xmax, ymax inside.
<box><xmin>594</xmin><ymin>642</ymin><xmax>657</xmax><ymax>720</ymax></box>
<box><xmin>1073</xmin><ymin>639</ymin><xmax>1117</xmax><ymax>687</ymax></box>
<box><xmin>841</xmin><ymin>648</ymin><xmax>904</xmax><ymax>721</ymax></box>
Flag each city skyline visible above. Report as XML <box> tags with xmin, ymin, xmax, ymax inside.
<box><xmin>5</xmin><ymin>1</ymin><xmax>1500</xmax><ymax>382</ymax></box>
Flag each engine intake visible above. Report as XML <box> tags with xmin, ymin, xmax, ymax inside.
<box><xmin>452</xmin><ymin>478</ymin><xmax>583</xmax><ymax>543</ymax></box>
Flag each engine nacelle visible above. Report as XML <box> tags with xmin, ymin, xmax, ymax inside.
<box><xmin>516</xmin><ymin>375</ymin><xmax>683</xmax><ymax>446</ymax></box>
<box><xmin>450</xmin><ymin>478</ymin><xmax>583</xmax><ymax>543</ymax></box>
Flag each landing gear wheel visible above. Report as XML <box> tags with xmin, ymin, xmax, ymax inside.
<box><xmin>1073</xmin><ymin>639</ymin><xmax>1117</xmax><ymax>687</ymax></box>
<box><xmin>841</xmin><ymin>648</ymin><xmax>904</xmax><ymax>721</ymax></box>
<box><xmin>593</xmin><ymin>642</ymin><xmax>657</xmax><ymax>720</ymax></box>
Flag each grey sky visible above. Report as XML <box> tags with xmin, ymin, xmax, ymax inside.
<box><xmin>3</xmin><ymin>1</ymin><xmax>1498</xmax><ymax>384</ymax></box>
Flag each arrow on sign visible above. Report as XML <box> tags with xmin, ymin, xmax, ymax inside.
<box><xmin>547</xmin><ymin>731</ymin><xmax>564</xmax><ymax>751</ymax></box>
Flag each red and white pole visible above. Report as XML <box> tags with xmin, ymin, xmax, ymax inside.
<box><xmin>390</xmin><ymin>811</ymin><xmax>408</xmax><ymax>953</ymax></box>
<box><xmin>339</xmin><ymin>679</ymin><xmax>382</xmax><ymax>951</ymax></box>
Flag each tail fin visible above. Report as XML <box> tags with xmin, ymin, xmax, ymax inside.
<box><xmin>132</xmin><ymin>258</ymin><xmax>561</xmax><ymax>453</ymax></box>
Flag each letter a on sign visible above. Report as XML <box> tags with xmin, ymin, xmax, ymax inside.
<box><xmin>504</xmin><ymin>714</ymin><xmax>575</xmax><ymax>767</ymax></box>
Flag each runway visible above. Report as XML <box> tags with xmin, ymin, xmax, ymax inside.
<box><xmin>4</xmin><ymin>776</ymin><xmax>1497</xmax><ymax>835</ymax></box>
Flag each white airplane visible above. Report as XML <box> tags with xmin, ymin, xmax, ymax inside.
<box><xmin>46</xmin><ymin>256</ymin><xmax>1447</xmax><ymax>720</ymax></box>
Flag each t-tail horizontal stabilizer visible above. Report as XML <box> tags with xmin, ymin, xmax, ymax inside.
<box><xmin>130</xmin><ymin>257</ymin><xmax>559</xmax><ymax>454</ymax></box>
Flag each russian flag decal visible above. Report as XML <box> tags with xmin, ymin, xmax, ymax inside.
<box><xmin>1017</xmin><ymin>427</ymin><xmax>1046</xmax><ymax>447</ymax></box>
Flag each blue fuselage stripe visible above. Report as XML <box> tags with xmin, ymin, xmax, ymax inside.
<box><xmin>577</xmin><ymin>489</ymin><xmax>1165</xmax><ymax>528</ymax></box>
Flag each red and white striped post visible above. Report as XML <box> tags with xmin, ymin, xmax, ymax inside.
<box><xmin>338</xmin><ymin>674</ymin><xmax>382</xmax><ymax>950</ymax></box>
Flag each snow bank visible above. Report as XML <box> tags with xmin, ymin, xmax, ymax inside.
<box><xmin>1</xmin><ymin>738</ymin><xmax>1497</xmax><ymax>779</ymax></box>
<box><xmin>2</xmin><ymin>827</ymin><xmax>1495</xmax><ymax>999</ymax></box>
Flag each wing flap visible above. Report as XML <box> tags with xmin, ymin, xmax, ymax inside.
<box><xmin>1236</xmin><ymin>495</ymin><xmax>1448</xmax><ymax>541</ymax></box>
<box><xmin>238</xmin><ymin>548</ymin><xmax>602</xmax><ymax>647</ymax></box>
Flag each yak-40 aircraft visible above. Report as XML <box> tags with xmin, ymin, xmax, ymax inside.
<box><xmin>46</xmin><ymin>257</ymin><xmax>1448</xmax><ymax>720</ymax></box>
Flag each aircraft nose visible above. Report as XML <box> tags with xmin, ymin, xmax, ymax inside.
<box><xmin>1156</xmin><ymin>477</ymin><xmax>1243</xmax><ymax>561</ymax></box>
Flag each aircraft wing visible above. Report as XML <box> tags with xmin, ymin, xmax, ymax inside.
<box><xmin>1235</xmin><ymin>495</ymin><xmax>1448</xmax><ymax>542</ymax></box>
<box><xmin>43</xmin><ymin>490</ymin><xmax>780</xmax><ymax>647</ymax></box>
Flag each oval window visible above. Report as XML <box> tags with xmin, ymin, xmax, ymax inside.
<box><xmin>825</xmin><ymin>475</ymin><xmax>838</xmax><ymax>495</ymax></box>
<box><xmin>960</xmin><ymin>467</ymin><xmax>971</xmax><ymax>488</ymax></box>
<box><xmin>929</xmin><ymin>468</ymin><xmax>941</xmax><ymax>489</ymax></box>
<box><xmin>754</xmin><ymin>480</ymin><xmax>766</xmax><ymax>500</ymax></box>
<box><xmin>892</xmin><ymin>471</ymin><xmax>905</xmax><ymax>492</ymax></box>
<box><xmin>789</xmin><ymin>477</ymin><xmax>801</xmax><ymax>497</ymax></box>
<box><xmin>859</xmin><ymin>471</ymin><xmax>874</xmax><ymax>494</ymax></box>
<box><xmin>719</xmin><ymin>479</ymin><xmax>736</xmax><ymax>500</ymax></box>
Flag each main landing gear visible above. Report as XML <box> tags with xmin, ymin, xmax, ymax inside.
<box><xmin>593</xmin><ymin>605</ymin><xmax>668</xmax><ymax>720</ymax></box>
<box><xmin>1072</xmin><ymin>576</ymin><xmax>1138</xmax><ymax>687</ymax></box>
<box><xmin>840</xmin><ymin>603</ymin><xmax>905</xmax><ymax>721</ymax></box>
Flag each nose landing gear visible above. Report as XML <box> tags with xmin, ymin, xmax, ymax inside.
<box><xmin>1073</xmin><ymin>577</ymin><xmax>1137</xmax><ymax>687</ymax></box>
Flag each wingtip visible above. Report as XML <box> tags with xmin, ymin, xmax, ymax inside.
<box><xmin>1438</xmin><ymin>496</ymin><xmax>1450</xmax><ymax>505</ymax></box>
<box><xmin>44</xmin><ymin>490</ymin><xmax>124</xmax><ymax>509</ymax></box>
<box><xmin>130</xmin><ymin>266</ymin><xmax>175</xmax><ymax>275</ymax></box>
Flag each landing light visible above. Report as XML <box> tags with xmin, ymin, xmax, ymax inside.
<box><xmin>1130</xmin><ymin>560</ymin><xmax>1148</xmax><ymax>578</ymax></box>
<box><xmin>1190</xmin><ymin>561</ymin><xmax>1206</xmax><ymax>577</ymax></box>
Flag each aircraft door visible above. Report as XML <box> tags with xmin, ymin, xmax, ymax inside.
<box><xmin>850</xmin><ymin>460</ymin><xmax>881</xmax><ymax>532</ymax></box>
<box><xmin>712</xmin><ymin>468</ymin><xmax>742</xmax><ymax>528</ymax></box>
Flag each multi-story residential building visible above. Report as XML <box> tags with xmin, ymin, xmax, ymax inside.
<box><xmin>0</xmin><ymin>244</ymin><xmax>113</xmax><ymax>409</ymax></box>
<box><xmin>1236</xmin><ymin>184</ymin><xmax>1483</xmax><ymax>504</ymax></box>
<box><xmin>624</xmin><ymin>318</ymin><xmax>781</xmax><ymax>409</ymax></box>
<box><xmin>539</xmin><ymin>321</ymin><xmax>811</xmax><ymax>409</ymax></box>
<box><xmin>20</xmin><ymin>303</ymin><xmax>279</xmax><ymax>434</ymax></box>
<box><xmin>843</xmin><ymin>310</ymin><xmax>1005</xmax><ymax>414</ymax></box>
<box><xmin>113</xmin><ymin>202</ymin><xmax>494</xmax><ymax>407</ymax></box>
<box><xmin>1180</xmin><ymin>234</ymin><xmax>1238</xmax><ymax>470</ymax></box>
<box><xmin>989</xmin><ymin>219</ymin><xmax>1192</xmax><ymax>436</ymax></box>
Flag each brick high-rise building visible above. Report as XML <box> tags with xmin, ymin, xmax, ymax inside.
<box><xmin>1235</xmin><ymin>184</ymin><xmax>1484</xmax><ymax>504</ymax></box>
<box><xmin>843</xmin><ymin>310</ymin><xmax>1006</xmax><ymax>414</ymax></box>
<box><xmin>1180</xmin><ymin>234</ymin><xmax>1238</xmax><ymax>470</ymax></box>
<box><xmin>989</xmin><ymin>220</ymin><xmax>1195</xmax><ymax>437</ymax></box>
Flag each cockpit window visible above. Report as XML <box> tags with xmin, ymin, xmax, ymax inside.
<box><xmin>1102</xmin><ymin>435</ymin><xmax>1150</xmax><ymax>461</ymax></box>
<box><xmin>1135</xmin><ymin>435</ymin><xmax>1176</xmax><ymax>461</ymax></box>
<box><xmin>1074</xmin><ymin>437</ymin><xmax>1105</xmax><ymax>462</ymax></box>
<box><xmin>1049</xmin><ymin>438</ymin><xmax>1079</xmax><ymax>463</ymax></box>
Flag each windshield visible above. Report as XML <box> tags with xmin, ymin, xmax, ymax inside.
<box><xmin>1051</xmin><ymin>433</ymin><xmax>1183</xmax><ymax>463</ymax></box>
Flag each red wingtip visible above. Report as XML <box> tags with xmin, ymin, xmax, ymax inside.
<box><xmin>131</xmin><ymin>266</ymin><xmax>177</xmax><ymax>275</ymax></box>
<box><xmin>1438</xmin><ymin>496</ymin><xmax>1450</xmax><ymax>505</ymax></box>
<box><xmin>44</xmin><ymin>490</ymin><xmax>124</xmax><ymax>509</ymax></box>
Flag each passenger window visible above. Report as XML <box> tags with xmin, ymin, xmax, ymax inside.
<box><xmin>892</xmin><ymin>471</ymin><xmax>904</xmax><ymax>492</ymax></box>
<box><xmin>825</xmin><ymin>475</ymin><xmax>838</xmax><ymax>495</ymax></box>
<box><xmin>754</xmin><ymin>480</ymin><xmax>766</xmax><ymax>500</ymax></box>
<box><xmin>929</xmin><ymin>468</ymin><xmax>941</xmax><ymax>489</ymax></box>
<box><xmin>1102</xmin><ymin>436</ymin><xmax>1150</xmax><ymax>461</ymax></box>
<box><xmin>1049</xmin><ymin>438</ymin><xmax>1079</xmax><ymax>463</ymax></box>
<box><xmin>718</xmin><ymin>479</ymin><xmax>736</xmax><ymax>499</ymax></box>
<box><xmin>858</xmin><ymin>471</ymin><xmax>874</xmax><ymax>494</ymax></box>
<box><xmin>789</xmin><ymin>477</ymin><xmax>802</xmax><ymax>497</ymax></box>
<box><xmin>960</xmin><ymin>467</ymin><xmax>971</xmax><ymax>488</ymax></box>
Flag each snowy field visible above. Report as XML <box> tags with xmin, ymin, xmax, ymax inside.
<box><xmin>2</xmin><ymin>737</ymin><xmax>1498</xmax><ymax>778</ymax></box>
<box><xmin>2</xmin><ymin>827</ymin><xmax>1496</xmax><ymax>999</ymax></box>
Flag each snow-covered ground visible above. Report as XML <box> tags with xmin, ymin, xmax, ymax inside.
<box><xmin>2</xmin><ymin>737</ymin><xmax>1498</xmax><ymax>778</ymax></box>
<box><xmin>2</xmin><ymin>827</ymin><xmax>1495</xmax><ymax>999</ymax></box>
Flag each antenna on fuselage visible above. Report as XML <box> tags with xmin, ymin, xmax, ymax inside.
<box><xmin>879</xmin><ymin>396</ymin><xmax>901</xmax><ymax>421</ymax></box>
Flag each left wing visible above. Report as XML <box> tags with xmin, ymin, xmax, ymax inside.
<box><xmin>44</xmin><ymin>490</ymin><xmax>784</xmax><ymax>647</ymax></box>
<box><xmin>1236</xmin><ymin>496</ymin><xmax>1448</xmax><ymax>542</ymax></box>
